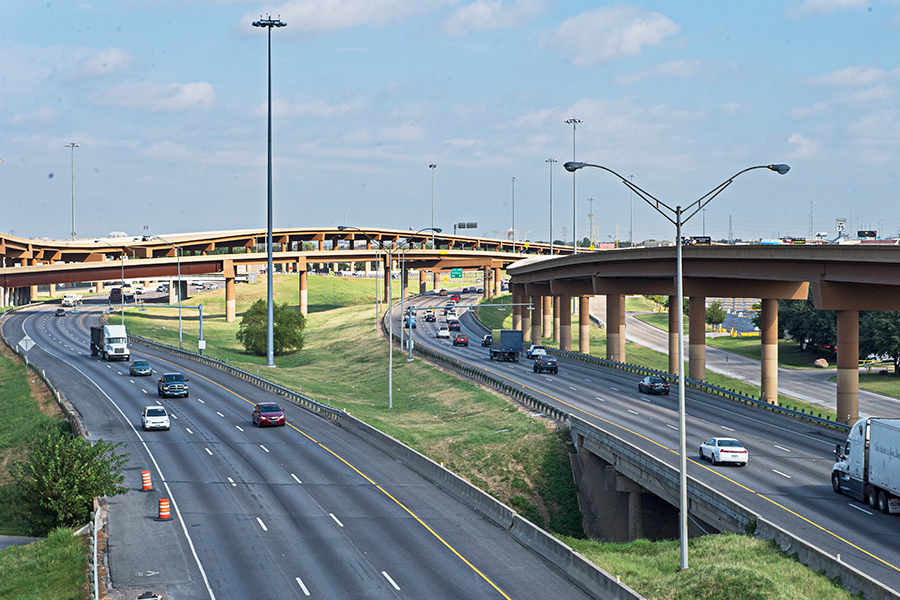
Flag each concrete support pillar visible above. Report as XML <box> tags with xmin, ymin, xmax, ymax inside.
<box><xmin>522</xmin><ymin>296</ymin><xmax>532</xmax><ymax>345</ymax></box>
<box><xmin>483</xmin><ymin>268</ymin><xmax>491</xmax><ymax>300</ymax></box>
<box><xmin>689</xmin><ymin>296</ymin><xmax>707</xmax><ymax>382</ymax></box>
<box><xmin>29</xmin><ymin>259</ymin><xmax>38</xmax><ymax>300</ymax></box>
<box><xmin>433</xmin><ymin>271</ymin><xmax>441</xmax><ymax>291</ymax></box>
<box><xmin>419</xmin><ymin>270</ymin><xmax>427</xmax><ymax>295</ymax></box>
<box><xmin>668</xmin><ymin>296</ymin><xmax>679</xmax><ymax>375</ymax></box>
<box><xmin>531</xmin><ymin>294</ymin><xmax>543</xmax><ymax>345</ymax></box>
<box><xmin>383</xmin><ymin>261</ymin><xmax>391</xmax><ymax>304</ymax></box>
<box><xmin>560</xmin><ymin>294</ymin><xmax>572</xmax><ymax>351</ymax></box>
<box><xmin>512</xmin><ymin>284</ymin><xmax>523</xmax><ymax>331</ymax></box>
<box><xmin>628</xmin><ymin>491</ymin><xmax>643</xmax><ymax>542</ymax></box>
<box><xmin>299</xmin><ymin>270</ymin><xmax>308</xmax><ymax>316</ymax></box>
<box><xmin>553</xmin><ymin>296</ymin><xmax>561</xmax><ymax>343</ymax></box>
<box><xmin>318</xmin><ymin>240</ymin><xmax>324</xmax><ymax>251</ymax></box>
<box><xmin>837</xmin><ymin>310</ymin><xmax>860</xmax><ymax>425</ymax></box>
<box><xmin>542</xmin><ymin>296</ymin><xmax>552</xmax><ymax>338</ymax></box>
<box><xmin>365</xmin><ymin>261</ymin><xmax>371</xmax><ymax>276</ymax></box>
<box><xmin>579</xmin><ymin>296</ymin><xmax>591</xmax><ymax>354</ymax></box>
<box><xmin>606</xmin><ymin>294</ymin><xmax>625</xmax><ymax>363</ymax></box>
<box><xmin>225</xmin><ymin>277</ymin><xmax>236</xmax><ymax>322</ymax></box>
<box><xmin>493</xmin><ymin>268</ymin><xmax>501</xmax><ymax>297</ymax></box>
<box><xmin>169</xmin><ymin>280</ymin><xmax>178</xmax><ymax>305</ymax></box>
<box><xmin>760</xmin><ymin>298</ymin><xmax>779</xmax><ymax>405</ymax></box>
<box><xmin>401</xmin><ymin>268</ymin><xmax>409</xmax><ymax>301</ymax></box>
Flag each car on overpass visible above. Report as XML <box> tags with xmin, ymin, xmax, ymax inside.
<box><xmin>699</xmin><ymin>437</ymin><xmax>749</xmax><ymax>467</ymax></box>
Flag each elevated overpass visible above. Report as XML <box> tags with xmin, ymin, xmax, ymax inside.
<box><xmin>506</xmin><ymin>244</ymin><xmax>900</xmax><ymax>426</ymax></box>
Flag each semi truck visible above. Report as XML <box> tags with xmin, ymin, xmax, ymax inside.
<box><xmin>90</xmin><ymin>324</ymin><xmax>130</xmax><ymax>361</ymax></box>
<box><xmin>61</xmin><ymin>293</ymin><xmax>82</xmax><ymax>307</ymax></box>
<box><xmin>832</xmin><ymin>417</ymin><xmax>900</xmax><ymax>514</ymax></box>
<box><xmin>489</xmin><ymin>329</ymin><xmax>523</xmax><ymax>362</ymax></box>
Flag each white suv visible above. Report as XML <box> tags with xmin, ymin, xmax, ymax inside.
<box><xmin>526</xmin><ymin>344</ymin><xmax>547</xmax><ymax>359</ymax></box>
<box><xmin>141</xmin><ymin>406</ymin><xmax>170</xmax><ymax>431</ymax></box>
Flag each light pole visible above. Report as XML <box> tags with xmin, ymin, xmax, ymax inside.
<box><xmin>564</xmin><ymin>118</ymin><xmax>583</xmax><ymax>253</ymax></box>
<box><xmin>509</xmin><ymin>176</ymin><xmax>518</xmax><ymax>253</ymax></box>
<box><xmin>65</xmin><ymin>143</ymin><xmax>79</xmax><ymax>239</ymax></box>
<box><xmin>338</xmin><ymin>226</ymin><xmax>440</xmax><ymax>409</ymax></box>
<box><xmin>587</xmin><ymin>197</ymin><xmax>595</xmax><ymax>247</ymax></box>
<box><xmin>430</xmin><ymin>163</ymin><xmax>437</xmax><ymax>249</ymax></box>
<box><xmin>564</xmin><ymin>160</ymin><xmax>790</xmax><ymax>571</ymax></box>
<box><xmin>252</xmin><ymin>14</ymin><xmax>286</xmax><ymax>368</ymax></box>
<box><xmin>546</xmin><ymin>158</ymin><xmax>557</xmax><ymax>252</ymax></box>
<box><xmin>144</xmin><ymin>235</ymin><xmax>183</xmax><ymax>349</ymax></box>
<box><xmin>629</xmin><ymin>175</ymin><xmax>634</xmax><ymax>248</ymax></box>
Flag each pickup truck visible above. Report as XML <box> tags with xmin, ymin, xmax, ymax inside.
<box><xmin>158</xmin><ymin>373</ymin><xmax>189</xmax><ymax>398</ymax></box>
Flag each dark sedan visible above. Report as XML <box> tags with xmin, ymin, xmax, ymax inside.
<box><xmin>448</xmin><ymin>319</ymin><xmax>461</xmax><ymax>331</ymax></box>
<box><xmin>638</xmin><ymin>376</ymin><xmax>670</xmax><ymax>395</ymax></box>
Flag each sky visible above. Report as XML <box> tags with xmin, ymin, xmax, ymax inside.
<box><xmin>2</xmin><ymin>0</ymin><xmax>899</xmax><ymax>245</ymax></box>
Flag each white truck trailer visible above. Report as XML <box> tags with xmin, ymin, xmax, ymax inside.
<box><xmin>832</xmin><ymin>417</ymin><xmax>900</xmax><ymax>514</ymax></box>
<box><xmin>90</xmin><ymin>324</ymin><xmax>130</xmax><ymax>361</ymax></box>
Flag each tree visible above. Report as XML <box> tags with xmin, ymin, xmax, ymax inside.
<box><xmin>860</xmin><ymin>311</ymin><xmax>900</xmax><ymax>376</ymax></box>
<box><xmin>236</xmin><ymin>299</ymin><xmax>306</xmax><ymax>356</ymax></box>
<box><xmin>12</xmin><ymin>425</ymin><xmax>129</xmax><ymax>534</ymax></box>
<box><xmin>706</xmin><ymin>301</ymin><xmax>727</xmax><ymax>329</ymax></box>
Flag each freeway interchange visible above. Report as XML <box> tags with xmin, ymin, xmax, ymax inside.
<box><xmin>6</xmin><ymin>288</ymin><xmax>900</xmax><ymax>598</ymax></box>
<box><xmin>400</xmin><ymin>289</ymin><xmax>900</xmax><ymax>595</ymax></box>
<box><xmin>3</xmin><ymin>303</ymin><xmax>594</xmax><ymax>600</ymax></box>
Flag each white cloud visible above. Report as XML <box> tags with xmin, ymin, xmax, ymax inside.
<box><xmin>791</xmin><ymin>102</ymin><xmax>829</xmax><ymax>119</ymax></box>
<box><xmin>270</xmin><ymin>98</ymin><xmax>366</xmax><ymax>119</ymax></box>
<box><xmin>786</xmin><ymin>132</ymin><xmax>819</xmax><ymax>158</ymax></box>
<box><xmin>10</xmin><ymin>107</ymin><xmax>58</xmax><ymax>125</ymax></box>
<box><xmin>719</xmin><ymin>101</ymin><xmax>742</xmax><ymax>116</ymax></box>
<box><xmin>801</xmin><ymin>65</ymin><xmax>900</xmax><ymax>86</ymax></box>
<box><xmin>786</xmin><ymin>0</ymin><xmax>869</xmax><ymax>18</ymax></box>
<box><xmin>247</xmin><ymin>0</ymin><xmax>444</xmax><ymax>38</ymax></box>
<box><xmin>64</xmin><ymin>47</ymin><xmax>134</xmax><ymax>81</ymax></box>
<box><xmin>96</xmin><ymin>82</ymin><xmax>217</xmax><ymax>112</ymax></box>
<box><xmin>614</xmin><ymin>59</ymin><xmax>702</xmax><ymax>85</ymax></box>
<box><xmin>440</xmin><ymin>0</ymin><xmax>546</xmax><ymax>36</ymax></box>
<box><xmin>541</xmin><ymin>5</ymin><xmax>680</xmax><ymax>67</ymax></box>
<box><xmin>835</xmin><ymin>85</ymin><xmax>896</xmax><ymax>104</ymax></box>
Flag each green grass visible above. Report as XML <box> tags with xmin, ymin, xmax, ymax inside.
<box><xmin>0</xmin><ymin>346</ymin><xmax>64</xmax><ymax>536</ymax></box>
<box><xmin>123</xmin><ymin>276</ymin><xmax>583</xmax><ymax>535</ymax></box>
<box><xmin>0</xmin><ymin>527</ymin><xmax>89</xmax><ymax>600</ymax></box>
<box><xmin>561</xmin><ymin>534</ymin><xmax>861</xmax><ymax>600</ymax></box>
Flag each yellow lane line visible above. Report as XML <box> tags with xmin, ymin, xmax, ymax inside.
<box><xmin>135</xmin><ymin>350</ymin><xmax>512</xmax><ymax>598</ymax></box>
<box><xmin>449</xmin><ymin>351</ymin><xmax>900</xmax><ymax>573</ymax></box>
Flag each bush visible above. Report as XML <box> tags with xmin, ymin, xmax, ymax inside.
<box><xmin>11</xmin><ymin>424</ymin><xmax>129</xmax><ymax>535</ymax></box>
<box><xmin>236</xmin><ymin>299</ymin><xmax>306</xmax><ymax>357</ymax></box>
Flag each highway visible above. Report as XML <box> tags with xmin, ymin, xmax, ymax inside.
<box><xmin>3</xmin><ymin>303</ymin><xmax>595</xmax><ymax>600</ymax></box>
<box><xmin>403</xmin><ymin>290</ymin><xmax>900</xmax><ymax>594</ymax></box>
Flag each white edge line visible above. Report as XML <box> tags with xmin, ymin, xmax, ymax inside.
<box><xmin>14</xmin><ymin>313</ymin><xmax>218</xmax><ymax>600</ymax></box>
<box><xmin>329</xmin><ymin>513</ymin><xmax>344</xmax><ymax>527</ymax></box>
<box><xmin>291</xmin><ymin>473</ymin><xmax>302</xmax><ymax>484</ymax></box>
<box><xmin>382</xmin><ymin>571</ymin><xmax>400</xmax><ymax>591</ymax></box>
<box><xmin>849</xmin><ymin>503</ymin><xmax>873</xmax><ymax>515</ymax></box>
<box><xmin>256</xmin><ymin>517</ymin><xmax>268</xmax><ymax>531</ymax></box>
<box><xmin>295</xmin><ymin>577</ymin><xmax>310</xmax><ymax>595</ymax></box>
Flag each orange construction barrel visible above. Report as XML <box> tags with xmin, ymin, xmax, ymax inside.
<box><xmin>156</xmin><ymin>498</ymin><xmax>171</xmax><ymax>520</ymax></box>
<box><xmin>141</xmin><ymin>470</ymin><xmax>153</xmax><ymax>492</ymax></box>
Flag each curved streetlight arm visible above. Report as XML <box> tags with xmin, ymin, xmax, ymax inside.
<box><xmin>564</xmin><ymin>162</ymin><xmax>790</xmax><ymax>228</ymax></box>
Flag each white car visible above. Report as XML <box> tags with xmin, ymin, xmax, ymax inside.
<box><xmin>699</xmin><ymin>437</ymin><xmax>748</xmax><ymax>466</ymax></box>
<box><xmin>141</xmin><ymin>406</ymin><xmax>170</xmax><ymax>431</ymax></box>
<box><xmin>526</xmin><ymin>344</ymin><xmax>547</xmax><ymax>359</ymax></box>
<box><xmin>436</xmin><ymin>326</ymin><xmax>450</xmax><ymax>339</ymax></box>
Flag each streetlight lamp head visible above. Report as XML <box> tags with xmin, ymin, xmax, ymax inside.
<box><xmin>768</xmin><ymin>164</ymin><xmax>790</xmax><ymax>175</ymax></box>
<box><xmin>429</xmin><ymin>163</ymin><xmax>437</xmax><ymax>169</ymax></box>
<box><xmin>433</xmin><ymin>228</ymin><xmax>442</xmax><ymax>233</ymax></box>
<box><xmin>337</xmin><ymin>226</ymin><xmax>348</xmax><ymax>231</ymax></box>
<box><xmin>564</xmin><ymin>161</ymin><xmax>586</xmax><ymax>172</ymax></box>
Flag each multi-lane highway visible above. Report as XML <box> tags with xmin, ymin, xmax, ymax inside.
<box><xmin>403</xmin><ymin>290</ymin><xmax>900</xmax><ymax>594</ymax></box>
<box><xmin>3</xmin><ymin>303</ymin><xmax>595</xmax><ymax>600</ymax></box>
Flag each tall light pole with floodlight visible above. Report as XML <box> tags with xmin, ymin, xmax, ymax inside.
<box><xmin>564</xmin><ymin>118</ymin><xmax>583</xmax><ymax>253</ymax></box>
<box><xmin>429</xmin><ymin>163</ymin><xmax>437</xmax><ymax>249</ymax></box>
<box><xmin>65</xmin><ymin>143</ymin><xmax>79</xmax><ymax>239</ymax></box>
<box><xmin>509</xmin><ymin>176</ymin><xmax>518</xmax><ymax>253</ymax></box>
<box><xmin>587</xmin><ymin>197</ymin><xmax>595</xmax><ymax>247</ymax></box>
<box><xmin>546</xmin><ymin>158</ymin><xmax>557</xmax><ymax>253</ymax></box>
<box><xmin>252</xmin><ymin>14</ymin><xmax>286</xmax><ymax>368</ymax></box>
<box><xmin>563</xmin><ymin>160</ymin><xmax>790</xmax><ymax>571</ymax></box>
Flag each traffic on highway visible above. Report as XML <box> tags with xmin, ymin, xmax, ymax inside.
<box><xmin>3</xmin><ymin>301</ymin><xmax>595</xmax><ymax>600</ymax></box>
<box><xmin>396</xmin><ymin>287</ymin><xmax>900</xmax><ymax>594</ymax></box>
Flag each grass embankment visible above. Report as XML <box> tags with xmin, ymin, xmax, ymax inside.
<box><xmin>122</xmin><ymin>278</ymin><xmax>864</xmax><ymax>599</ymax></box>
<box><xmin>0</xmin><ymin>341</ymin><xmax>88</xmax><ymax>599</ymax></box>
<box><xmin>123</xmin><ymin>275</ymin><xmax>582</xmax><ymax>535</ymax></box>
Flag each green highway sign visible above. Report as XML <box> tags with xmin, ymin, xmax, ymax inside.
<box><xmin>450</xmin><ymin>268</ymin><xmax>463</xmax><ymax>279</ymax></box>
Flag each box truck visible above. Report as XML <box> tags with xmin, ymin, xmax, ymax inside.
<box><xmin>832</xmin><ymin>417</ymin><xmax>900</xmax><ymax>514</ymax></box>
<box><xmin>90</xmin><ymin>324</ymin><xmax>130</xmax><ymax>361</ymax></box>
<box><xmin>489</xmin><ymin>329</ymin><xmax>523</xmax><ymax>362</ymax></box>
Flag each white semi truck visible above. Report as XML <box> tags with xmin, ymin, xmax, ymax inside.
<box><xmin>62</xmin><ymin>293</ymin><xmax>82</xmax><ymax>307</ymax></box>
<box><xmin>90</xmin><ymin>324</ymin><xmax>130</xmax><ymax>361</ymax></box>
<box><xmin>832</xmin><ymin>417</ymin><xmax>900</xmax><ymax>514</ymax></box>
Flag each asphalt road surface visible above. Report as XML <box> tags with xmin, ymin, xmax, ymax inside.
<box><xmin>404</xmin><ymin>290</ymin><xmax>900</xmax><ymax>594</ymax></box>
<box><xmin>4</xmin><ymin>303</ymin><xmax>594</xmax><ymax>600</ymax></box>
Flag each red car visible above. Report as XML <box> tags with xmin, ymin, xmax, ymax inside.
<box><xmin>252</xmin><ymin>402</ymin><xmax>286</xmax><ymax>427</ymax></box>
<box><xmin>450</xmin><ymin>294</ymin><xmax>461</xmax><ymax>302</ymax></box>
<box><xmin>453</xmin><ymin>333</ymin><xmax>468</xmax><ymax>347</ymax></box>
